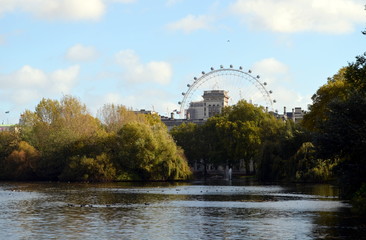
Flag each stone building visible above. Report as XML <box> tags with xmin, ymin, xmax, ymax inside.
<box><xmin>186</xmin><ymin>90</ymin><xmax>229</xmax><ymax>120</ymax></box>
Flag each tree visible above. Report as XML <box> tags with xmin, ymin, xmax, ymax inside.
<box><xmin>97</xmin><ymin>104</ymin><xmax>146</xmax><ymax>133</ymax></box>
<box><xmin>302</xmin><ymin>68</ymin><xmax>348</xmax><ymax>131</ymax></box>
<box><xmin>114</xmin><ymin>122</ymin><xmax>191</xmax><ymax>180</ymax></box>
<box><xmin>304</xmin><ymin>51</ymin><xmax>366</xmax><ymax>197</ymax></box>
<box><xmin>170</xmin><ymin>123</ymin><xmax>200</xmax><ymax>166</ymax></box>
<box><xmin>18</xmin><ymin>95</ymin><xmax>105</xmax><ymax>180</ymax></box>
<box><xmin>2</xmin><ymin>141</ymin><xmax>40</xmax><ymax>180</ymax></box>
<box><xmin>171</xmin><ymin>100</ymin><xmax>286</xmax><ymax>176</ymax></box>
<box><xmin>315</xmin><ymin>93</ymin><xmax>366</xmax><ymax>196</ymax></box>
<box><xmin>0</xmin><ymin>131</ymin><xmax>21</xmax><ymax>179</ymax></box>
<box><xmin>59</xmin><ymin>153</ymin><xmax>116</xmax><ymax>182</ymax></box>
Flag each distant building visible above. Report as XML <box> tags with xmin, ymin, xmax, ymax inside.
<box><xmin>278</xmin><ymin>107</ymin><xmax>306</xmax><ymax>123</ymax></box>
<box><xmin>186</xmin><ymin>90</ymin><xmax>229</xmax><ymax>120</ymax></box>
<box><xmin>0</xmin><ymin>125</ymin><xmax>17</xmax><ymax>132</ymax></box>
<box><xmin>133</xmin><ymin>109</ymin><xmax>158</xmax><ymax>115</ymax></box>
<box><xmin>161</xmin><ymin>117</ymin><xmax>206</xmax><ymax>131</ymax></box>
<box><xmin>186</xmin><ymin>101</ymin><xmax>204</xmax><ymax>120</ymax></box>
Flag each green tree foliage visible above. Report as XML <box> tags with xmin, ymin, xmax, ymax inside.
<box><xmin>304</xmin><ymin>51</ymin><xmax>366</xmax><ymax>198</ymax></box>
<box><xmin>59</xmin><ymin>153</ymin><xmax>116</xmax><ymax>182</ymax></box>
<box><xmin>293</xmin><ymin>142</ymin><xmax>336</xmax><ymax>182</ymax></box>
<box><xmin>302</xmin><ymin>68</ymin><xmax>348</xmax><ymax>131</ymax></box>
<box><xmin>344</xmin><ymin>53</ymin><xmax>366</xmax><ymax>93</ymax></box>
<box><xmin>315</xmin><ymin>93</ymin><xmax>366</xmax><ymax>196</ymax></box>
<box><xmin>213</xmin><ymin>101</ymin><xmax>288</xmax><ymax>172</ymax></box>
<box><xmin>256</xmin><ymin>122</ymin><xmax>316</xmax><ymax>182</ymax></box>
<box><xmin>114</xmin><ymin>122</ymin><xmax>191</xmax><ymax>180</ymax></box>
<box><xmin>0</xmin><ymin>95</ymin><xmax>192</xmax><ymax>182</ymax></box>
<box><xmin>170</xmin><ymin>123</ymin><xmax>208</xmax><ymax>166</ymax></box>
<box><xmin>172</xmin><ymin>100</ymin><xmax>287</xmax><ymax>175</ymax></box>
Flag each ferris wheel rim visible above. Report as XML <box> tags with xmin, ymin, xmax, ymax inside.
<box><xmin>178</xmin><ymin>66</ymin><xmax>275</xmax><ymax>118</ymax></box>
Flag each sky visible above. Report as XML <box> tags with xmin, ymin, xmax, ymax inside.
<box><xmin>0</xmin><ymin>0</ymin><xmax>365</xmax><ymax>124</ymax></box>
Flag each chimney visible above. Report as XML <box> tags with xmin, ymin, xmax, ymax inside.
<box><xmin>170</xmin><ymin>112</ymin><xmax>174</xmax><ymax>120</ymax></box>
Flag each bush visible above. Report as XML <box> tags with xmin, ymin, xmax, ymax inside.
<box><xmin>59</xmin><ymin>153</ymin><xmax>116</xmax><ymax>182</ymax></box>
<box><xmin>1</xmin><ymin>141</ymin><xmax>39</xmax><ymax>180</ymax></box>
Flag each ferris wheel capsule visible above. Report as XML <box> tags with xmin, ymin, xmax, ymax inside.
<box><xmin>211</xmin><ymin>67</ymin><xmax>214</xmax><ymax>71</ymax></box>
<box><xmin>202</xmin><ymin>71</ymin><xmax>205</xmax><ymax>74</ymax></box>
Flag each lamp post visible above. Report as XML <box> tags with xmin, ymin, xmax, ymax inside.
<box><xmin>5</xmin><ymin>111</ymin><xmax>9</xmax><ymax>125</ymax></box>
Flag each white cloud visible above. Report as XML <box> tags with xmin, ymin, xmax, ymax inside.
<box><xmin>12</xmin><ymin>65</ymin><xmax>48</xmax><ymax>87</ymax></box>
<box><xmin>249</xmin><ymin>58</ymin><xmax>311</xmax><ymax>110</ymax></box>
<box><xmin>65</xmin><ymin>44</ymin><xmax>98</xmax><ymax>62</ymax></box>
<box><xmin>0</xmin><ymin>0</ymin><xmax>16</xmax><ymax>15</ymax></box>
<box><xmin>50</xmin><ymin>65</ymin><xmax>80</xmax><ymax>93</ymax></box>
<box><xmin>103</xmin><ymin>92</ymin><xmax>126</xmax><ymax>104</ymax></box>
<box><xmin>229</xmin><ymin>0</ymin><xmax>365</xmax><ymax>34</ymax></box>
<box><xmin>252</xmin><ymin>58</ymin><xmax>290</xmax><ymax>84</ymax></box>
<box><xmin>272</xmin><ymin>88</ymin><xmax>312</xmax><ymax>112</ymax></box>
<box><xmin>0</xmin><ymin>65</ymin><xmax>80</xmax><ymax>104</ymax></box>
<box><xmin>166</xmin><ymin>14</ymin><xmax>214</xmax><ymax>33</ymax></box>
<box><xmin>115</xmin><ymin>49</ymin><xmax>172</xmax><ymax>85</ymax></box>
<box><xmin>253</xmin><ymin>58</ymin><xmax>289</xmax><ymax>75</ymax></box>
<box><xmin>11</xmin><ymin>89</ymin><xmax>41</xmax><ymax>105</ymax></box>
<box><xmin>0</xmin><ymin>0</ymin><xmax>135</xmax><ymax>21</ymax></box>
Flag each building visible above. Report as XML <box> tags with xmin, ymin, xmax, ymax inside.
<box><xmin>279</xmin><ymin>107</ymin><xmax>306</xmax><ymax>123</ymax></box>
<box><xmin>133</xmin><ymin>109</ymin><xmax>158</xmax><ymax>115</ymax></box>
<box><xmin>186</xmin><ymin>101</ymin><xmax>204</xmax><ymax>120</ymax></box>
<box><xmin>0</xmin><ymin>125</ymin><xmax>17</xmax><ymax>132</ymax></box>
<box><xmin>186</xmin><ymin>90</ymin><xmax>229</xmax><ymax>120</ymax></box>
<box><xmin>161</xmin><ymin>117</ymin><xmax>206</xmax><ymax>131</ymax></box>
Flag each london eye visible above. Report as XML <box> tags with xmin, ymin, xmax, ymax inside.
<box><xmin>178</xmin><ymin>65</ymin><xmax>276</xmax><ymax>119</ymax></box>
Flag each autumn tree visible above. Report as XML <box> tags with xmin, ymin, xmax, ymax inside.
<box><xmin>2</xmin><ymin>141</ymin><xmax>40</xmax><ymax>180</ymax></box>
<box><xmin>19</xmin><ymin>95</ymin><xmax>106</xmax><ymax>179</ymax></box>
<box><xmin>97</xmin><ymin>104</ymin><xmax>146</xmax><ymax>133</ymax></box>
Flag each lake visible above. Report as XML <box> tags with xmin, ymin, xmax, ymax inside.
<box><xmin>0</xmin><ymin>179</ymin><xmax>365</xmax><ymax>239</ymax></box>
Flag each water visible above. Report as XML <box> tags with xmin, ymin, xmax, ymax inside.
<box><xmin>0</xmin><ymin>180</ymin><xmax>365</xmax><ymax>240</ymax></box>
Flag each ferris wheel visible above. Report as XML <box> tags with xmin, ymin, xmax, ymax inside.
<box><xmin>178</xmin><ymin>65</ymin><xmax>276</xmax><ymax>118</ymax></box>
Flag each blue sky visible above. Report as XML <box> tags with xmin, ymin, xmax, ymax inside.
<box><xmin>0</xmin><ymin>0</ymin><xmax>365</xmax><ymax>124</ymax></box>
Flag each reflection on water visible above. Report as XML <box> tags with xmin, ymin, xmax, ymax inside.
<box><xmin>0</xmin><ymin>180</ymin><xmax>365</xmax><ymax>240</ymax></box>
